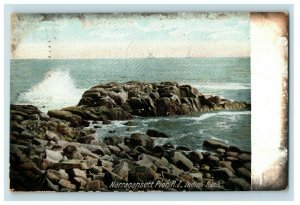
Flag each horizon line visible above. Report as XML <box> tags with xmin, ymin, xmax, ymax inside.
<box><xmin>11</xmin><ymin>56</ymin><xmax>251</xmax><ymax>60</ymax></box>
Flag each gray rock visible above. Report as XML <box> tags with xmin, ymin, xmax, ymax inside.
<box><xmin>146</xmin><ymin>129</ymin><xmax>170</xmax><ymax>138</ymax></box>
<box><xmin>203</xmin><ymin>139</ymin><xmax>230</xmax><ymax>150</ymax></box>
<box><xmin>103</xmin><ymin>136</ymin><xmax>122</xmax><ymax>146</ymax></box>
<box><xmin>171</xmin><ymin>151</ymin><xmax>194</xmax><ymax>171</ymax></box>
<box><xmin>130</xmin><ymin>133</ymin><xmax>154</xmax><ymax>149</ymax></box>
<box><xmin>188</xmin><ymin>150</ymin><xmax>204</xmax><ymax>164</ymax></box>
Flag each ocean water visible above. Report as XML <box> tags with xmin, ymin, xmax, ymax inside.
<box><xmin>11</xmin><ymin>58</ymin><xmax>251</xmax><ymax>151</ymax></box>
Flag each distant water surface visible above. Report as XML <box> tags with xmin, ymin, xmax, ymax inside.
<box><xmin>11</xmin><ymin>57</ymin><xmax>251</xmax><ymax>151</ymax></box>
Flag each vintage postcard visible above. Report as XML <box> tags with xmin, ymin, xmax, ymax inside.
<box><xmin>9</xmin><ymin>12</ymin><xmax>288</xmax><ymax>192</ymax></box>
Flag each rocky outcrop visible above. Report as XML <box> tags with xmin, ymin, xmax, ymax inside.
<box><xmin>48</xmin><ymin>82</ymin><xmax>250</xmax><ymax>122</ymax></box>
<box><xmin>10</xmin><ymin>104</ymin><xmax>251</xmax><ymax>192</ymax></box>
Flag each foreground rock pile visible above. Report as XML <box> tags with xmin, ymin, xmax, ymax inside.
<box><xmin>47</xmin><ymin>82</ymin><xmax>250</xmax><ymax>122</ymax></box>
<box><xmin>10</xmin><ymin>104</ymin><xmax>251</xmax><ymax>191</ymax></box>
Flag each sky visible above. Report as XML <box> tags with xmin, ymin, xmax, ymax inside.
<box><xmin>11</xmin><ymin>13</ymin><xmax>250</xmax><ymax>59</ymax></box>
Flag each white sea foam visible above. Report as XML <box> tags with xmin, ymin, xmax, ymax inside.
<box><xmin>179</xmin><ymin>111</ymin><xmax>250</xmax><ymax>122</ymax></box>
<box><xmin>17</xmin><ymin>69</ymin><xmax>84</xmax><ymax>112</ymax></box>
<box><xmin>191</xmin><ymin>82</ymin><xmax>251</xmax><ymax>91</ymax></box>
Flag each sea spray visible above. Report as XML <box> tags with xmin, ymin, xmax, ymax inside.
<box><xmin>17</xmin><ymin>69</ymin><xmax>84</xmax><ymax>112</ymax></box>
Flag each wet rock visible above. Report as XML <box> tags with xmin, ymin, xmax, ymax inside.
<box><xmin>146</xmin><ymin>129</ymin><xmax>170</xmax><ymax>138</ymax></box>
<box><xmin>130</xmin><ymin>133</ymin><xmax>154</xmax><ymax>149</ymax></box>
<box><xmin>203</xmin><ymin>139</ymin><xmax>230</xmax><ymax>150</ymax></box>
<box><xmin>102</xmin><ymin>119</ymin><xmax>111</xmax><ymax>125</ymax></box>
<box><xmin>104</xmin><ymin>136</ymin><xmax>122</xmax><ymax>146</ymax></box>
<box><xmin>187</xmin><ymin>150</ymin><xmax>203</xmax><ymax>165</ymax></box>
<box><xmin>124</xmin><ymin>121</ymin><xmax>136</xmax><ymax>126</ymax></box>
<box><xmin>207</xmin><ymin>96</ymin><xmax>221</xmax><ymax>105</ymax></box>
<box><xmin>162</xmin><ymin>143</ymin><xmax>174</xmax><ymax>149</ymax></box>
<box><xmin>176</xmin><ymin>146</ymin><xmax>191</xmax><ymax>151</ymax></box>
<box><xmin>228</xmin><ymin>145</ymin><xmax>241</xmax><ymax>153</ymax></box>
<box><xmin>171</xmin><ymin>151</ymin><xmax>194</xmax><ymax>171</ymax></box>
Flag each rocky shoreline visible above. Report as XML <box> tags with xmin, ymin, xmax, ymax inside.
<box><xmin>10</xmin><ymin>82</ymin><xmax>251</xmax><ymax>191</ymax></box>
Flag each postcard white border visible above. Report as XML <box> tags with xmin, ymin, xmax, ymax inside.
<box><xmin>3</xmin><ymin>4</ymin><xmax>294</xmax><ymax>201</ymax></box>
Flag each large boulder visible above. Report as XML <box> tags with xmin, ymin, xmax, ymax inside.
<box><xmin>47</xmin><ymin>110</ymin><xmax>82</xmax><ymax>127</ymax></box>
<box><xmin>130</xmin><ymin>133</ymin><xmax>154</xmax><ymax>149</ymax></box>
<box><xmin>188</xmin><ymin>150</ymin><xmax>204</xmax><ymax>165</ymax></box>
<box><xmin>203</xmin><ymin>139</ymin><xmax>230</xmax><ymax>150</ymax></box>
<box><xmin>171</xmin><ymin>151</ymin><xmax>194</xmax><ymax>171</ymax></box>
<box><xmin>146</xmin><ymin>129</ymin><xmax>170</xmax><ymax>138</ymax></box>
